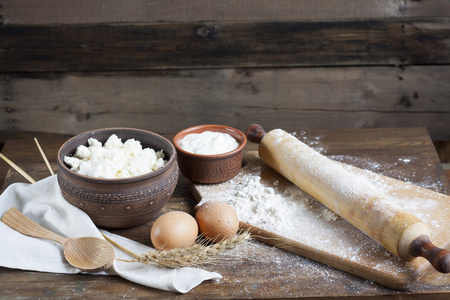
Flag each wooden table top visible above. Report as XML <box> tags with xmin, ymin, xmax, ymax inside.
<box><xmin>0</xmin><ymin>127</ymin><xmax>449</xmax><ymax>299</ymax></box>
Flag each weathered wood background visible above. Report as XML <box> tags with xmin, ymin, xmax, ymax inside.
<box><xmin>1</xmin><ymin>0</ymin><xmax>450</xmax><ymax>142</ymax></box>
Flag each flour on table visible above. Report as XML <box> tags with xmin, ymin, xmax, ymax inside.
<box><xmin>196</xmin><ymin>153</ymin><xmax>341</xmax><ymax>241</ymax></box>
<box><xmin>231</xmin><ymin>172</ymin><xmax>339</xmax><ymax>230</ymax></box>
<box><xmin>194</xmin><ymin>148</ymin><xmax>449</xmax><ymax>275</ymax></box>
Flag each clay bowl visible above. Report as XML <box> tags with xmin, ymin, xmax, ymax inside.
<box><xmin>173</xmin><ymin>125</ymin><xmax>247</xmax><ymax>184</ymax></box>
<box><xmin>57</xmin><ymin>128</ymin><xmax>179</xmax><ymax>229</ymax></box>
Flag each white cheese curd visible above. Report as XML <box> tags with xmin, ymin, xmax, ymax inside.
<box><xmin>179</xmin><ymin>131</ymin><xmax>239</xmax><ymax>155</ymax></box>
<box><xmin>64</xmin><ymin>134</ymin><xmax>166</xmax><ymax>178</ymax></box>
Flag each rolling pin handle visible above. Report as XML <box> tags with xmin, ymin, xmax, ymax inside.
<box><xmin>410</xmin><ymin>235</ymin><xmax>450</xmax><ymax>273</ymax></box>
<box><xmin>245</xmin><ymin>124</ymin><xmax>266</xmax><ymax>144</ymax></box>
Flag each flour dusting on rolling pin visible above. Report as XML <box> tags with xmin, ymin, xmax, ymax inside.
<box><xmin>242</xmin><ymin>124</ymin><xmax>450</xmax><ymax>273</ymax></box>
<box><xmin>193</xmin><ymin>126</ymin><xmax>450</xmax><ymax>288</ymax></box>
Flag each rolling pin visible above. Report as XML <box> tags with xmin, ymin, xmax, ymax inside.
<box><xmin>246</xmin><ymin>124</ymin><xmax>450</xmax><ymax>273</ymax></box>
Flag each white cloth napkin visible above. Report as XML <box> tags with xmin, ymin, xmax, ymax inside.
<box><xmin>0</xmin><ymin>175</ymin><xmax>221</xmax><ymax>293</ymax></box>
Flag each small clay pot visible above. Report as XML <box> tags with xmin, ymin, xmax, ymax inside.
<box><xmin>173</xmin><ymin>125</ymin><xmax>247</xmax><ymax>184</ymax></box>
<box><xmin>57</xmin><ymin>128</ymin><xmax>179</xmax><ymax>229</ymax></box>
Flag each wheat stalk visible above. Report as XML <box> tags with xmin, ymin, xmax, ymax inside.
<box><xmin>108</xmin><ymin>230</ymin><xmax>251</xmax><ymax>269</ymax></box>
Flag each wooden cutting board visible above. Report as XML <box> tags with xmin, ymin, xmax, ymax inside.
<box><xmin>192</xmin><ymin>151</ymin><xmax>450</xmax><ymax>290</ymax></box>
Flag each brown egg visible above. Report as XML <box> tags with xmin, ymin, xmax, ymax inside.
<box><xmin>150</xmin><ymin>211</ymin><xmax>198</xmax><ymax>250</ymax></box>
<box><xmin>196</xmin><ymin>201</ymin><xmax>239</xmax><ymax>243</ymax></box>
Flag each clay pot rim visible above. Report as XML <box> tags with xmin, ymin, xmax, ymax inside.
<box><xmin>173</xmin><ymin>124</ymin><xmax>247</xmax><ymax>160</ymax></box>
<box><xmin>57</xmin><ymin>127</ymin><xmax>177</xmax><ymax>184</ymax></box>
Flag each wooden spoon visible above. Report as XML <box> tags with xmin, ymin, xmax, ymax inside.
<box><xmin>1</xmin><ymin>207</ymin><xmax>115</xmax><ymax>273</ymax></box>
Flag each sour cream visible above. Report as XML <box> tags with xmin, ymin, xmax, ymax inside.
<box><xmin>178</xmin><ymin>131</ymin><xmax>239</xmax><ymax>155</ymax></box>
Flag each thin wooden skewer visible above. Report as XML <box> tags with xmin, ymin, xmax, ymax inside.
<box><xmin>0</xmin><ymin>153</ymin><xmax>36</xmax><ymax>184</ymax></box>
<box><xmin>34</xmin><ymin>137</ymin><xmax>54</xmax><ymax>175</ymax></box>
<box><xmin>102</xmin><ymin>233</ymin><xmax>139</xmax><ymax>258</ymax></box>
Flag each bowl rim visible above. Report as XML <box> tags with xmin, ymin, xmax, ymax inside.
<box><xmin>57</xmin><ymin>127</ymin><xmax>177</xmax><ymax>184</ymax></box>
<box><xmin>173</xmin><ymin>124</ymin><xmax>247</xmax><ymax>159</ymax></box>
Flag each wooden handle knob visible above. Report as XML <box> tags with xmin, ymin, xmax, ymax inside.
<box><xmin>245</xmin><ymin>124</ymin><xmax>267</xmax><ymax>144</ymax></box>
<box><xmin>410</xmin><ymin>235</ymin><xmax>450</xmax><ymax>273</ymax></box>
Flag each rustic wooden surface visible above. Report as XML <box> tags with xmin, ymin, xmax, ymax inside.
<box><xmin>1</xmin><ymin>18</ymin><xmax>450</xmax><ymax>72</ymax></box>
<box><xmin>2</xmin><ymin>66</ymin><xmax>450</xmax><ymax>141</ymax></box>
<box><xmin>193</xmin><ymin>151</ymin><xmax>450</xmax><ymax>290</ymax></box>
<box><xmin>2</xmin><ymin>0</ymin><xmax>449</xmax><ymax>25</ymax></box>
<box><xmin>1</xmin><ymin>1</ymin><xmax>450</xmax><ymax>142</ymax></box>
<box><xmin>0</xmin><ymin>127</ymin><xmax>449</xmax><ymax>299</ymax></box>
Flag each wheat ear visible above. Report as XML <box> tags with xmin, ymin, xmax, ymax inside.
<box><xmin>134</xmin><ymin>230</ymin><xmax>251</xmax><ymax>268</ymax></box>
<box><xmin>110</xmin><ymin>229</ymin><xmax>251</xmax><ymax>269</ymax></box>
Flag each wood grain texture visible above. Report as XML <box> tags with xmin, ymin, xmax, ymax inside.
<box><xmin>193</xmin><ymin>149</ymin><xmax>450</xmax><ymax>289</ymax></box>
<box><xmin>1</xmin><ymin>207</ymin><xmax>115</xmax><ymax>273</ymax></box>
<box><xmin>1</xmin><ymin>1</ymin><xmax>449</xmax><ymax>145</ymax></box>
<box><xmin>2</xmin><ymin>0</ymin><xmax>449</xmax><ymax>25</ymax></box>
<box><xmin>0</xmin><ymin>18</ymin><xmax>449</xmax><ymax>72</ymax></box>
<box><xmin>0</xmin><ymin>128</ymin><xmax>449</xmax><ymax>298</ymax></box>
<box><xmin>2</xmin><ymin>66</ymin><xmax>450</xmax><ymax>140</ymax></box>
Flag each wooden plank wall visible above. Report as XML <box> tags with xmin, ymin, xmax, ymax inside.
<box><xmin>1</xmin><ymin>0</ymin><xmax>450</xmax><ymax>142</ymax></box>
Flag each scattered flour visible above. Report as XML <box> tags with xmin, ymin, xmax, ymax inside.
<box><xmin>195</xmin><ymin>130</ymin><xmax>450</xmax><ymax>276</ymax></box>
<box><xmin>197</xmin><ymin>156</ymin><xmax>340</xmax><ymax>240</ymax></box>
<box><xmin>231</xmin><ymin>172</ymin><xmax>338</xmax><ymax>230</ymax></box>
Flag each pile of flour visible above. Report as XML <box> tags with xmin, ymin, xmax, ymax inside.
<box><xmin>196</xmin><ymin>153</ymin><xmax>341</xmax><ymax>243</ymax></box>
<box><xmin>194</xmin><ymin>131</ymin><xmax>449</xmax><ymax>276</ymax></box>
<box><xmin>231</xmin><ymin>172</ymin><xmax>339</xmax><ymax>229</ymax></box>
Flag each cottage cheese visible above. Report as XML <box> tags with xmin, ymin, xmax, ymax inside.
<box><xmin>64</xmin><ymin>134</ymin><xmax>166</xmax><ymax>178</ymax></box>
<box><xmin>179</xmin><ymin>131</ymin><xmax>239</xmax><ymax>155</ymax></box>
